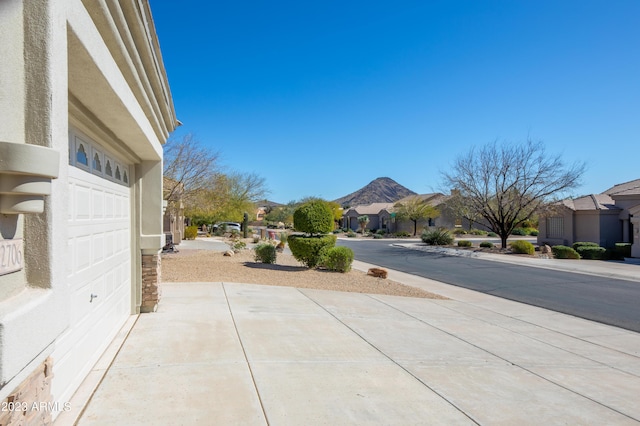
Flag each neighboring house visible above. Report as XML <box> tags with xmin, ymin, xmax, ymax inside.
<box><xmin>163</xmin><ymin>177</ymin><xmax>185</xmax><ymax>245</ymax></box>
<box><xmin>0</xmin><ymin>1</ymin><xmax>178</xmax><ymax>423</ymax></box>
<box><xmin>343</xmin><ymin>193</ymin><xmax>456</xmax><ymax>234</ymax></box>
<box><xmin>255</xmin><ymin>200</ymin><xmax>284</xmax><ymax>221</ymax></box>
<box><xmin>538</xmin><ymin>179</ymin><xmax>640</xmax><ymax>257</ymax></box>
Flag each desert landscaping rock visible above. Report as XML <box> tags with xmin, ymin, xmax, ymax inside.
<box><xmin>162</xmin><ymin>249</ymin><xmax>445</xmax><ymax>299</ymax></box>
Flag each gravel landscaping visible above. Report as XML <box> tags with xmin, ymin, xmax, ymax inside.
<box><xmin>161</xmin><ymin>246</ymin><xmax>446</xmax><ymax>299</ymax></box>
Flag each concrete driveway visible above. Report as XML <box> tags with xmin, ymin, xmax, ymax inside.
<box><xmin>62</xmin><ymin>265</ymin><xmax>640</xmax><ymax>425</ymax></box>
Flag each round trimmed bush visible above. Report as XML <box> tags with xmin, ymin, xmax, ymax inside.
<box><xmin>288</xmin><ymin>234</ymin><xmax>337</xmax><ymax>268</ymax></box>
<box><xmin>293</xmin><ymin>201</ymin><xmax>334</xmax><ymax>235</ymax></box>
<box><xmin>322</xmin><ymin>246</ymin><xmax>354</xmax><ymax>273</ymax></box>
<box><xmin>421</xmin><ymin>228</ymin><xmax>454</xmax><ymax>245</ymax></box>
<box><xmin>552</xmin><ymin>245</ymin><xmax>581</xmax><ymax>259</ymax></box>
<box><xmin>480</xmin><ymin>241</ymin><xmax>494</xmax><ymax>248</ymax></box>
<box><xmin>457</xmin><ymin>240</ymin><xmax>472</xmax><ymax>247</ymax></box>
<box><xmin>509</xmin><ymin>240</ymin><xmax>535</xmax><ymax>255</ymax></box>
<box><xmin>254</xmin><ymin>243</ymin><xmax>277</xmax><ymax>264</ymax></box>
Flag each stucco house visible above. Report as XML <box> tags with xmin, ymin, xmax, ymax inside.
<box><xmin>538</xmin><ymin>179</ymin><xmax>640</xmax><ymax>257</ymax></box>
<box><xmin>343</xmin><ymin>193</ymin><xmax>456</xmax><ymax>234</ymax></box>
<box><xmin>0</xmin><ymin>1</ymin><xmax>178</xmax><ymax>423</ymax></box>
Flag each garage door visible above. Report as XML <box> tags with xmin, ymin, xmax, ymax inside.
<box><xmin>51</xmin><ymin>130</ymin><xmax>133</xmax><ymax>404</ymax></box>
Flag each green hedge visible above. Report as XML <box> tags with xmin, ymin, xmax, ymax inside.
<box><xmin>288</xmin><ymin>234</ymin><xmax>337</xmax><ymax>268</ymax></box>
<box><xmin>552</xmin><ymin>245</ymin><xmax>581</xmax><ymax>259</ymax></box>
<box><xmin>480</xmin><ymin>241</ymin><xmax>494</xmax><ymax>248</ymax></box>
<box><xmin>613</xmin><ymin>243</ymin><xmax>632</xmax><ymax>259</ymax></box>
<box><xmin>322</xmin><ymin>246</ymin><xmax>354</xmax><ymax>273</ymax></box>
<box><xmin>509</xmin><ymin>240</ymin><xmax>535</xmax><ymax>255</ymax></box>
<box><xmin>576</xmin><ymin>246</ymin><xmax>606</xmax><ymax>260</ymax></box>
<box><xmin>572</xmin><ymin>241</ymin><xmax>600</xmax><ymax>251</ymax></box>
<box><xmin>254</xmin><ymin>243</ymin><xmax>277</xmax><ymax>264</ymax></box>
<box><xmin>457</xmin><ymin>240</ymin><xmax>472</xmax><ymax>247</ymax></box>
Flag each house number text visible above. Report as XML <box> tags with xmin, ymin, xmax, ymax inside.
<box><xmin>0</xmin><ymin>239</ymin><xmax>23</xmax><ymax>276</ymax></box>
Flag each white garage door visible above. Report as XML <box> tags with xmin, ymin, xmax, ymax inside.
<box><xmin>51</xmin><ymin>131</ymin><xmax>133</xmax><ymax>404</ymax></box>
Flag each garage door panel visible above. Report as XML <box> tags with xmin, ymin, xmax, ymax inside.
<box><xmin>52</xmin><ymin>164</ymin><xmax>132</xmax><ymax>404</ymax></box>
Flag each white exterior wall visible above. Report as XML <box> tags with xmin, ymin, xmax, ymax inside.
<box><xmin>0</xmin><ymin>0</ymin><xmax>177</xmax><ymax>415</ymax></box>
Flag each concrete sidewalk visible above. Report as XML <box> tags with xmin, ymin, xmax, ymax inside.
<box><xmin>67</xmin><ymin>269</ymin><xmax>640</xmax><ymax>424</ymax></box>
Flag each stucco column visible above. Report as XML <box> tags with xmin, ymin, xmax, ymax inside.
<box><xmin>135</xmin><ymin>160</ymin><xmax>163</xmax><ymax>313</ymax></box>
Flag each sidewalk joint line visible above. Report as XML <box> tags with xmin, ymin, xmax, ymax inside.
<box><xmin>371</xmin><ymin>295</ymin><xmax>640</xmax><ymax>423</ymax></box>
<box><xmin>222</xmin><ymin>283</ymin><xmax>270</xmax><ymax>426</ymax></box>
<box><xmin>298</xmin><ymin>288</ymin><xmax>482</xmax><ymax>425</ymax></box>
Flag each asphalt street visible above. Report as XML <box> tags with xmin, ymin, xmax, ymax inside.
<box><xmin>338</xmin><ymin>239</ymin><xmax>640</xmax><ymax>332</ymax></box>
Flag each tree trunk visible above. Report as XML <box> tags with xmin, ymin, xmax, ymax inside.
<box><xmin>413</xmin><ymin>220</ymin><xmax>417</xmax><ymax>236</ymax></box>
<box><xmin>500</xmin><ymin>234</ymin><xmax>508</xmax><ymax>249</ymax></box>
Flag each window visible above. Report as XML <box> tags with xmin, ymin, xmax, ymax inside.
<box><xmin>105</xmin><ymin>158</ymin><xmax>113</xmax><ymax>178</ymax></box>
<box><xmin>546</xmin><ymin>217</ymin><xmax>564</xmax><ymax>238</ymax></box>
<box><xmin>76</xmin><ymin>142</ymin><xmax>88</xmax><ymax>167</ymax></box>
<box><xmin>115</xmin><ymin>164</ymin><xmax>122</xmax><ymax>181</ymax></box>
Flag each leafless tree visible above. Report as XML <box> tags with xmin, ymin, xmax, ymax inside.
<box><xmin>163</xmin><ymin>134</ymin><xmax>220</xmax><ymax>213</ymax></box>
<box><xmin>441</xmin><ymin>140</ymin><xmax>585</xmax><ymax>248</ymax></box>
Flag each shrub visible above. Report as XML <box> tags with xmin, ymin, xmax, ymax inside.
<box><xmin>453</xmin><ymin>228</ymin><xmax>467</xmax><ymax>235</ymax></box>
<box><xmin>457</xmin><ymin>240</ymin><xmax>472</xmax><ymax>247</ymax></box>
<box><xmin>529</xmin><ymin>230</ymin><xmax>539</xmax><ymax>236</ymax></box>
<box><xmin>511</xmin><ymin>228</ymin><xmax>527</xmax><ymax>236</ymax></box>
<box><xmin>322</xmin><ymin>246</ymin><xmax>354</xmax><ymax>273</ymax></box>
<box><xmin>487</xmin><ymin>232</ymin><xmax>498</xmax><ymax>237</ymax></box>
<box><xmin>293</xmin><ymin>201</ymin><xmax>334</xmax><ymax>235</ymax></box>
<box><xmin>576</xmin><ymin>246</ymin><xmax>606</xmax><ymax>260</ymax></box>
<box><xmin>572</xmin><ymin>241</ymin><xmax>600</xmax><ymax>251</ymax></box>
<box><xmin>288</xmin><ymin>234</ymin><xmax>337</xmax><ymax>268</ymax></box>
<box><xmin>552</xmin><ymin>245</ymin><xmax>581</xmax><ymax>259</ymax></box>
<box><xmin>346</xmin><ymin>230</ymin><xmax>356</xmax><ymax>238</ymax></box>
<box><xmin>469</xmin><ymin>229</ymin><xmax>487</xmax><ymax>235</ymax></box>
<box><xmin>279</xmin><ymin>232</ymin><xmax>288</xmax><ymax>243</ymax></box>
<box><xmin>254</xmin><ymin>243</ymin><xmax>277</xmax><ymax>264</ymax></box>
<box><xmin>613</xmin><ymin>243</ymin><xmax>632</xmax><ymax>259</ymax></box>
<box><xmin>184</xmin><ymin>226</ymin><xmax>198</xmax><ymax>240</ymax></box>
<box><xmin>395</xmin><ymin>231</ymin><xmax>411</xmax><ymax>237</ymax></box>
<box><xmin>376</xmin><ymin>229</ymin><xmax>387</xmax><ymax>235</ymax></box>
<box><xmin>373</xmin><ymin>234</ymin><xmax>383</xmax><ymax>239</ymax></box>
<box><xmin>509</xmin><ymin>240</ymin><xmax>535</xmax><ymax>255</ymax></box>
<box><xmin>421</xmin><ymin>228</ymin><xmax>454</xmax><ymax>245</ymax></box>
<box><xmin>480</xmin><ymin>241</ymin><xmax>494</xmax><ymax>248</ymax></box>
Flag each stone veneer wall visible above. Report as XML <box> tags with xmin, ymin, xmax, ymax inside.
<box><xmin>141</xmin><ymin>252</ymin><xmax>161</xmax><ymax>313</ymax></box>
<box><xmin>0</xmin><ymin>358</ymin><xmax>54</xmax><ymax>426</ymax></box>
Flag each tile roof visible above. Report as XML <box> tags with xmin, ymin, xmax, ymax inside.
<box><xmin>603</xmin><ymin>178</ymin><xmax>640</xmax><ymax>196</ymax></box>
<box><xmin>562</xmin><ymin>194</ymin><xmax>619</xmax><ymax>211</ymax></box>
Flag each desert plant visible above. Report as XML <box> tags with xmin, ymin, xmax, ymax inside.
<box><xmin>357</xmin><ymin>215</ymin><xmax>370</xmax><ymax>234</ymax></box>
<box><xmin>576</xmin><ymin>246</ymin><xmax>606</xmax><ymax>260</ymax></box>
<box><xmin>395</xmin><ymin>231</ymin><xmax>411</xmax><ymax>237</ymax></box>
<box><xmin>509</xmin><ymin>240</ymin><xmax>535</xmax><ymax>255</ymax></box>
<box><xmin>254</xmin><ymin>243</ymin><xmax>277</xmax><ymax>264</ymax></box>
<box><xmin>346</xmin><ymin>230</ymin><xmax>357</xmax><ymax>238</ymax></box>
<box><xmin>511</xmin><ymin>228</ymin><xmax>527</xmax><ymax>236</ymax></box>
<box><xmin>487</xmin><ymin>232</ymin><xmax>498</xmax><ymax>237</ymax></box>
<box><xmin>321</xmin><ymin>246</ymin><xmax>354</xmax><ymax>273</ymax></box>
<box><xmin>184</xmin><ymin>225</ymin><xmax>198</xmax><ymax>240</ymax></box>
<box><xmin>457</xmin><ymin>240</ymin><xmax>472</xmax><ymax>247</ymax></box>
<box><xmin>293</xmin><ymin>201</ymin><xmax>334</xmax><ymax>235</ymax></box>
<box><xmin>421</xmin><ymin>228</ymin><xmax>454</xmax><ymax>245</ymax></box>
<box><xmin>469</xmin><ymin>228</ymin><xmax>487</xmax><ymax>235</ymax></box>
<box><xmin>480</xmin><ymin>241</ymin><xmax>494</xmax><ymax>248</ymax></box>
<box><xmin>376</xmin><ymin>229</ymin><xmax>387</xmax><ymax>235</ymax></box>
<box><xmin>572</xmin><ymin>242</ymin><xmax>600</xmax><ymax>251</ymax></box>
<box><xmin>288</xmin><ymin>234</ymin><xmax>337</xmax><ymax>268</ymax></box>
<box><xmin>453</xmin><ymin>228</ymin><xmax>468</xmax><ymax>235</ymax></box>
<box><xmin>552</xmin><ymin>245</ymin><xmax>581</xmax><ymax>259</ymax></box>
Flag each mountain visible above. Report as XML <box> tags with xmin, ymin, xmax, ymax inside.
<box><xmin>333</xmin><ymin>177</ymin><xmax>417</xmax><ymax>207</ymax></box>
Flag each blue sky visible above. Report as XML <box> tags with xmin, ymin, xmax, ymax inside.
<box><xmin>151</xmin><ymin>0</ymin><xmax>640</xmax><ymax>204</ymax></box>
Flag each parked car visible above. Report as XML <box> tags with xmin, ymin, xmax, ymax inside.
<box><xmin>212</xmin><ymin>222</ymin><xmax>241</xmax><ymax>232</ymax></box>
